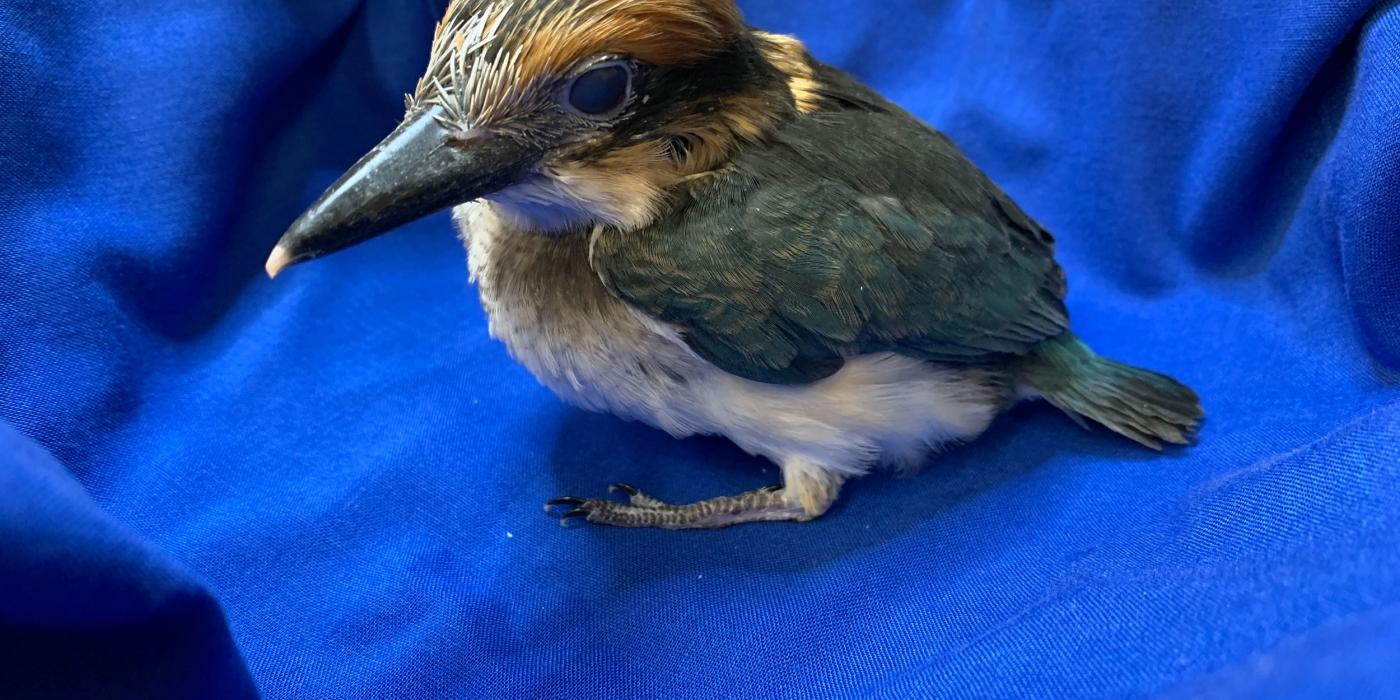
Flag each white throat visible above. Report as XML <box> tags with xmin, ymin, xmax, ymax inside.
<box><xmin>483</xmin><ymin>165</ymin><xmax>666</xmax><ymax>234</ymax></box>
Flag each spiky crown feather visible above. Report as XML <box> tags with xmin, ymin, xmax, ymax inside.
<box><xmin>409</xmin><ymin>0</ymin><xmax>744</xmax><ymax>127</ymax></box>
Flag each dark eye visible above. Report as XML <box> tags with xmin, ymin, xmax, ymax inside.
<box><xmin>567</xmin><ymin>62</ymin><xmax>632</xmax><ymax>117</ymax></box>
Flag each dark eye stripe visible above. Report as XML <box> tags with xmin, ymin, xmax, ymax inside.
<box><xmin>568</xmin><ymin>64</ymin><xmax>631</xmax><ymax>117</ymax></box>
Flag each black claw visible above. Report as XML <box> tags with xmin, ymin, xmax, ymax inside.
<box><xmin>609</xmin><ymin>483</ymin><xmax>640</xmax><ymax>496</ymax></box>
<box><xmin>559</xmin><ymin>508</ymin><xmax>592</xmax><ymax>525</ymax></box>
<box><xmin>547</xmin><ymin>497</ymin><xmax>587</xmax><ymax>508</ymax></box>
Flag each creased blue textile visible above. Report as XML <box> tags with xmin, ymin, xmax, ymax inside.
<box><xmin>1</xmin><ymin>1</ymin><xmax>1397</xmax><ymax>698</ymax></box>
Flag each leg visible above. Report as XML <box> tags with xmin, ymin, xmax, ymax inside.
<box><xmin>546</xmin><ymin>458</ymin><xmax>846</xmax><ymax>530</ymax></box>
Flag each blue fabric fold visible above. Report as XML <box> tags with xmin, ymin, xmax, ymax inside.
<box><xmin>0</xmin><ymin>424</ymin><xmax>257</xmax><ymax>699</ymax></box>
<box><xmin>2</xmin><ymin>1</ymin><xmax>1397</xmax><ymax>697</ymax></box>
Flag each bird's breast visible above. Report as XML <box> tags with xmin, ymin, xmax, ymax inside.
<box><xmin>454</xmin><ymin>202</ymin><xmax>709</xmax><ymax>435</ymax></box>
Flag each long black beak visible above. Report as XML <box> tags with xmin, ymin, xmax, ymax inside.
<box><xmin>266</xmin><ymin>105</ymin><xmax>536</xmax><ymax>278</ymax></box>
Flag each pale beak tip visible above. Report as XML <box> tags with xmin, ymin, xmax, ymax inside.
<box><xmin>265</xmin><ymin>246</ymin><xmax>294</xmax><ymax>280</ymax></box>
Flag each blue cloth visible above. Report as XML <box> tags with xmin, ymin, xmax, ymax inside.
<box><xmin>2</xmin><ymin>0</ymin><xmax>1398</xmax><ymax>697</ymax></box>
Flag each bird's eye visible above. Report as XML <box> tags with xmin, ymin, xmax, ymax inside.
<box><xmin>566</xmin><ymin>61</ymin><xmax>633</xmax><ymax>118</ymax></box>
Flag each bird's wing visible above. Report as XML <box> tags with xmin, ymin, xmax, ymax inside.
<box><xmin>591</xmin><ymin>104</ymin><xmax>1070</xmax><ymax>385</ymax></box>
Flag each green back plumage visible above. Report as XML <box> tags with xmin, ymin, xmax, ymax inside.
<box><xmin>591</xmin><ymin>64</ymin><xmax>1070</xmax><ymax>385</ymax></box>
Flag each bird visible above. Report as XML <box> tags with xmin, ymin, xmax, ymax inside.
<box><xmin>265</xmin><ymin>0</ymin><xmax>1204</xmax><ymax>530</ymax></box>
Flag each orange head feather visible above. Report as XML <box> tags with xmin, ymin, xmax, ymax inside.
<box><xmin>401</xmin><ymin>0</ymin><xmax>820</xmax><ymax>233</ymax></box>
<box><xmin>414</xmin><ymin>0</ymin><xmax>745</xmax><ymax>127</ymax></box>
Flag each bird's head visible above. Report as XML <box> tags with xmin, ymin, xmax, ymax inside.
<box><xmin>267</xmin><ymin>0</ymin><xmax>819</xmax><ymax>278</ymax></box>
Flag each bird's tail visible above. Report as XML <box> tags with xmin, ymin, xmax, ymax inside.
<box><xmin>1013</xmin><ymin>333</ymin><xmax>1204</xmax><ymax>450</ymax></box>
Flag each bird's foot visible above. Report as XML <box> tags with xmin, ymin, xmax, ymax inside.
<box><xmin>546</xmin><ymin>483</ymin><xmax>807</xmax><ymax>530</ymax></box>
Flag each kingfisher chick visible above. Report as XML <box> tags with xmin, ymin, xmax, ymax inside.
<box><xmin>268</xmin><ymin>0</ymin><xmax>1203</xmax><ymax>530</ymax></box>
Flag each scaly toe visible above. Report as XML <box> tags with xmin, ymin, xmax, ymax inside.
<box><xmin>606</xmin><ymin>482</ymin><xmax>668</xmax><ymax>508</ymax></box>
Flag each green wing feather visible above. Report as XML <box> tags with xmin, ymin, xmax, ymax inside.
<box><xmin>592</xmin><ymin>92</ymin><xmax>1070</xmax><ymax>385</ymax></box>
